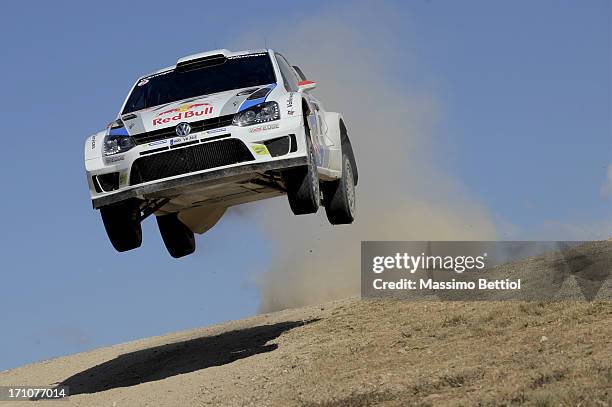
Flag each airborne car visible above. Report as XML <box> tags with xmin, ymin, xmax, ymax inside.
<box><xmin>85</xmin><ymin>49</ymin><xmax>358</xmax><ymax>258</ymax></box>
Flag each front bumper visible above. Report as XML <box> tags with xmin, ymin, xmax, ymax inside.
<box><xmin>87</xmin><ymin>116</ymin><xmax>307</xmax><ymax>209</ymax></box>
<box><xmin>92</xmin><ymin>155</ymin><xmax>307</xmax><ymax>208</ymax></box>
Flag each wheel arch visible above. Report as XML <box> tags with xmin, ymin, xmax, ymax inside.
<box><xmin>325</xmin><ymin>113</ymin><xmax>358</xmax><ymax>186</ymax></box>
<box><xmin>340</xmin><ymin>118</ymin><xmax>358</xmax><ymax>185</ymax></box>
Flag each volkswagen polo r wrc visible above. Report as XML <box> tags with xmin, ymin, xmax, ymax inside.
<box><xmin>84</xmin><ymin>49</ymin><xmax>358</xmax><ymax>258</ymax></box>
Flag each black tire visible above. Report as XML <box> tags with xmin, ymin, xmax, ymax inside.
<box><xmin>156</xmin><ymin>213</ymin><xmax>195</xmax><ymax>258</ymax></box>
<box><xmin>283</xmin><ymin>133</ymin><xmax>320</xmax><ymax>215</ymax></box>
<box><xmin>100</xmin><ymin>200</ymin><xmax>142</xmax><ymax>252</ymax></box>
<box><xmin>323</xmin><ymin>152</ymin><xmax>356</xmax><ymax>225</ymax></box>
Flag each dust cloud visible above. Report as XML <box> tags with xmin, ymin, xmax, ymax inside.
<box><xmin>234</xmin><ymin>6</ymin><xmax>497</xmax><ymax>312</ymax></box>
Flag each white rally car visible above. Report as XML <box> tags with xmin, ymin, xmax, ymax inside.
<box><xmin>85</xmin><ymin>49</ymin><xmax>358</xmax><ymax>258</ymax></box>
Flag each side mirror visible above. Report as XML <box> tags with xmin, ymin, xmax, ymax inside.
<box><xmin>298</xmin><ymin>80</ymin><xmax>317</xmax><ymax>92</ymax></box>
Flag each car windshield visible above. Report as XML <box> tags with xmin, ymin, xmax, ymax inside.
<box><xmin>122</xmin><ymin>53</ymin><xmax>276</xmax><ymax>114</ymax></box>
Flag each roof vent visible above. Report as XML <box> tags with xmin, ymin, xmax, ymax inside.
<box><xmin>176</xmin><ymin>54</ymin><xmax>227</xmax><ymax>72</ymax></box>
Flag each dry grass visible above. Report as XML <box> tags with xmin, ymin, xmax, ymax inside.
<box><xmin>276</xmin><ymin>299</ymin><xmax>612</xmax><ymax>406</ymax></box>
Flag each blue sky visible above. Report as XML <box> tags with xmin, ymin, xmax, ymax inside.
<box><xmin>0</xmin><ymin>1</ymin><xmax>609</xmax><ymax>370</ymax></box>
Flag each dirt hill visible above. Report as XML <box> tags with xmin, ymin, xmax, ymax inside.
<box><xmin>1</xmin><ymin>243</ymin><xmax>611</xmax><ymax>406</ymax></box>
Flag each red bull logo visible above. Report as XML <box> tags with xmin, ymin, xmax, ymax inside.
<box><xmin>153</xmin><ymin>103</ymin><xmax>213</xmax><ymax>126</ymax></box>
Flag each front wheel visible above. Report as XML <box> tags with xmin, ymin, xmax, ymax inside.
<box><xmin>100</xmin><ymin>200</ymin><xmax>142</xmax><ymax>252</ymax></box>
<box><xmin>283</xmin><ymin>135</ymin><xmax>320</xmax><ymax>215</ymax></box>
<box><xmin>156</xmin><ymin>213</ymin><xmax>195</xmax><ymax>258</ymax></box>
<box><xmin>323</xmin><ymin>153</ymin><xmax>356</xmax><ymax>224</ymax></box>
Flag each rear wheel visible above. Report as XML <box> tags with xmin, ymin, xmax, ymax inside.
<box><xmin>156</xmin><ymin>213</ymin><xmax>195</xmax><ymax>258</ymax></box>
<box><xmin>283</xmin><ymin>133</ymin><xmax>320</xmax><ymax>215</ymax></box>
<box><xmin>100</xmin><ymin>200</ymin><xmax>142</xmax><ymax>252</ymax></box>
<box><xmin>323</xmin><ymin>152</ymin><xmax>356</xmax><ymax>224</ymax></box>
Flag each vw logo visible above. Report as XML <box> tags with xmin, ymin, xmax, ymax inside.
<box><xmin>175</xmin><ymin>122</ymin><xmax>191</xmax><ymax>137</ymax></box>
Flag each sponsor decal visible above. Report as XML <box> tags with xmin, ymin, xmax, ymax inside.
<box><xmin>137</xmin><ymin>79</ymin><xmax>149</xmax><ymax>86</ymax></box>
<box><xmin>251</xmin><ymin>144</ymin><xmax>269</xmax><ymax>155</ymax></box>
<box><xmin>140</xmin><ymin>70</ymin><xmax>172</xmax><ymax>81</ymax></box>
<box><xmin>170</xmin><ymin>134</ymin><xmax>197</xmax><ymax>146</ymax></box>
<box><xmin>148</xmin><ymin>140</ymin><xmax>167</xmax><ymax>146</ymax></box>
<box><xmin>105</xmin><ymin>155</ymin><xmax>125</xmax><ymax>163</ymax></box>
<box><xmin>248</xmin><ymin>123</ymin><xmax>280</xmax><ymax>133</ymax></box>
<box><xmin>287</xmin><ymin>92</ymin><xmax>294</xmax><ymax>109</ymax></box>
<box><xmin>157</xmin><ymin>103</ymin><xmax>211</xmax><ymax>117</ymax></box>
<box><xmin>286</xmin><ymin>92</ymin><xmax>296</xmax><ymax>115</ymax></box>
<box><xmin>152</xmin><ymin>104</ymin><xmax>214</xmax><ymax>126</ymax></box>
<box><xmin>227</xmin><ymin>52</ymin><xmax>267</xmax><ymax>59</ymax></box>
<box><xmin>206</xmin><ymin>127</ymin><xmax>227</xmax><ymax>134</ymax></box>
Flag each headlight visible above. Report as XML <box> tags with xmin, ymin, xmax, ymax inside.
<box><xmin>233</xmin><ymin>101</ymin><xmax>280</xmax><ymax>126</ymax></box>
<box><xmin>103</xmin><ymin>120</ymin><xmax>136</xmax><ymax>156</ymax></box>
<box><xmin>103</xmin><ymin>134</ymin><xmax>136</xmax><ymax>156</ymax></box>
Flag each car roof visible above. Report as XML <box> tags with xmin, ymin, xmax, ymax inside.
<box><xmin>140</xmin><ymin>48</ymin><xmax>272</xmax><ymax>79</ymax></box>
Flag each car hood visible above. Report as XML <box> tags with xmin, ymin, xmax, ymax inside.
<box><xmin>121</xmin><ymin>84</ymin><xmax>277</xmax><ymax>136</ymax></box>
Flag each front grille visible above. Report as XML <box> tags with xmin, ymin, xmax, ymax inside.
<box><xmin>129</xmin><ymin>139</ymin><xmax>254</xmax><ymax>185</ymax></box>
<box><xmin>132</xmin><ymin>114</ymin><xmax>235</xmax><ymax>144</ymax></box>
